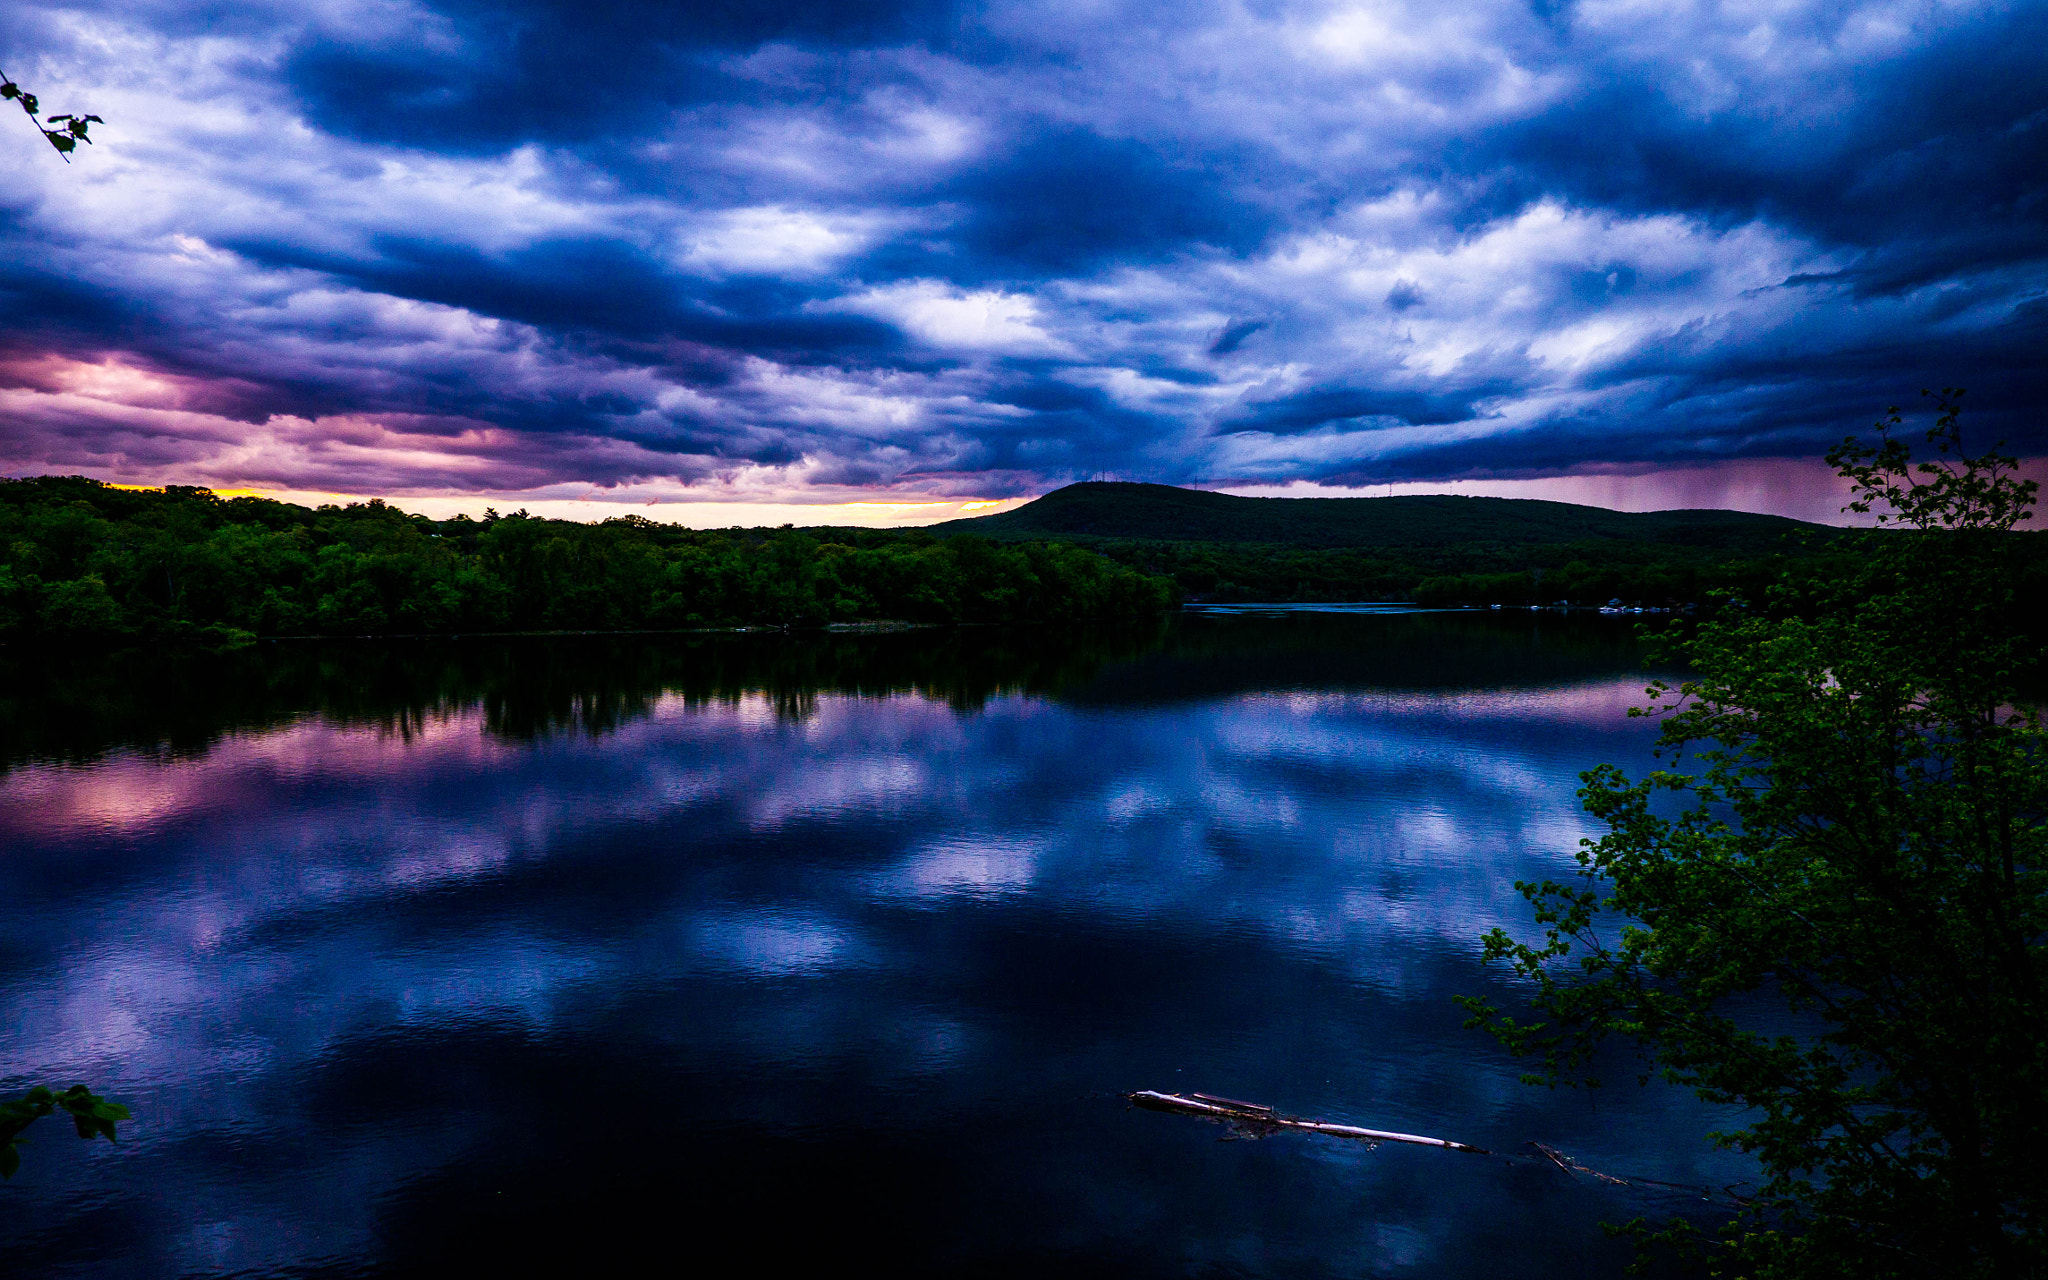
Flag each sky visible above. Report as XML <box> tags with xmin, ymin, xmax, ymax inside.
<box><xmin>1</xmin><ymin>0</ymin><xmax>2043</xmax><ymax>525</ymax></box>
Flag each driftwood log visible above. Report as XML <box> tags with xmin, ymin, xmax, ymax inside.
<box><xmin>1130</xmin><ymin>1089</ymin><xmax>1736</xmax><ymax>1203</ymax></box>
<box><xmin>1127</xmin><ymin>1091</ymin><xmax>1494</xmax><ymax>1155</ymax></box>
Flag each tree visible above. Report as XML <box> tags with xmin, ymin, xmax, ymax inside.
<box><xmin>0</xmin><ymin>68</ymin><xmax>100</xmax><ymax>159</ymax></box>
<box><xmin>0</xmin><ymin>1085</ymin><xmax>129</xmax><ymax>1178</ymax></box>
<box><xmin>1462</xmin><ymin>390</ymin><xmax>2047</xmax><ymax>1277</ymax></box>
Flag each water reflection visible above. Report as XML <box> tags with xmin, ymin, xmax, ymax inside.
<box><xmin>0</xmin><ymin>611</ymin><xmax>1659</xmax><ymax>768</ymax></box>
<box><xmin>0</xmin><ymin>622</ymin><xmax>1176</xmax><ymax>768</ymax></box>
<box><xmin>0</xmin><ymin>614</ymin><xmax>1735</xmax><ymax>1278</ymax></box>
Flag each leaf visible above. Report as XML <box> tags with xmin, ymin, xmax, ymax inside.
<box><xmin>0</xmin><ymin>1144</ymin><xmax>17</xmax><ymax>1179</ymax></box>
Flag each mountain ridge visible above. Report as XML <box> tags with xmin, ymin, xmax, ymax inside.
<box><xmin>933</xmin><ymin>481</ymin><xmax>1827</xmax><ymax>552</ymax></box>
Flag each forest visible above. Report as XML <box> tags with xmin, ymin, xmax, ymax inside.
<box><xmin>0</xmin><ymin>476</ymin><xmax>1176</xmax><ymax>644</ymax></box>
<box><xmin>1072</xmin><ymin>536</ymin><xmax>1804</xmax><ymax>606</ymax></box>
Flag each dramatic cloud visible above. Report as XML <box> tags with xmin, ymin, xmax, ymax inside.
<box><xmin>0</xmin><ymin>0</ymin><xmax>2042</xmax><ymax>509</ymax></box>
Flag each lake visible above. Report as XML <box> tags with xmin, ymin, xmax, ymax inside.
<box><xmin>0</xmin><ymin>611</ymin><xmax>1746</xmax><ymax>1277</ymax></box>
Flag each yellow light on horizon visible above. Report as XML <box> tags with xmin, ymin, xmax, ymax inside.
<box><xmin>104</xmin><ymin>482</ymin><xmax>276</xmax><ymax>499</ymax></box>
<box><xmin>84</xmin><ymin>485</ymin><xmax>1016</xmax><ymax>524</ymax></box>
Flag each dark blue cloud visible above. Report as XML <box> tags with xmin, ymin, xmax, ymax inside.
<box><xmin>1384</xmin><ymin>282</ymin><xmax>1423</xmax><ymax>312</ymax></box>
<box><xmin>1224</xmin><ymin>383</ymin><xmax>1510</xmax><ymax>436</ymax></box>
<box><xmin>1448</xmin><ymin>6</ymin><xmax>2048</xmax><ymax>284</ymax></box>
<box><xmin>285</xmin><ymin>0</ymin><xmax>965</xmax><ymax>152</ymax></box>
<box><xmin>217</xmin><ymin>233</ymin><xmax>915</xmax><ymax>370</ymax></box>
<box><xmin>943</xmin><ymin>127</ymin><xmax>1271</xmax><ymax>276</ymax></box>
<box><xmin>1209</xmin><ymin>318</ymin><xmax>1265</xmax><ymax>354</ymax></box>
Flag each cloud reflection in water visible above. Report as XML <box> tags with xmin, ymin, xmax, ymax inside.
<box><xmin>0</xmin><ymin>634</ymin><xmax>1742</xmax><ymax>1277</ymax></box>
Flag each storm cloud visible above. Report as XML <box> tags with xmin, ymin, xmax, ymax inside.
<box><xmin>0</xmin><ymin>0</ymin><xmax>2042</xmax><ymax>504</ymax></box>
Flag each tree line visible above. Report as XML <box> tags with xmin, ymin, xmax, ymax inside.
<box><xmin>1412</xmin><ymin>554</ymin><xmax>1802</xmax><ymax>610</ymax></box>
<box><xmin>1031</xmin><ymin>531</ymin><xmax>1854</xmax><ymax>610</ymax></box>
<box><xmin>0</xmin><ymin>477</ymin><xmax>1175</xmax><ymax>644</ymax></box>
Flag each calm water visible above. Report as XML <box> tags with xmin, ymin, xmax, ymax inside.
<box><xmin>0</xmin><ymin>613</ymin><xmax>1743</xmax><ymax>1277</ymax></box>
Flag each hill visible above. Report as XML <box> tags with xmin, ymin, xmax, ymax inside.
<box><xmin>930</xmin><ymin>481</ymin><xmax>1842</xmax><ymax>605</ymax></box>
<box><xmin>934</xmin><ymin>481</ymin><xmax>1824</xmax><ymax>551</ymax></box>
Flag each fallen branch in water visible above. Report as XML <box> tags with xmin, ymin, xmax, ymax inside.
<box><xmin>1127</xmin><ymin>1089</ymin><xmax>1739</xmax><ymax>1204</ymax></box>
<box><xmin>1127</xmin><ymin>1091</ymin><xmax>1494</xmax><ymax>1154</ymax></box>
<box><xmin>1531</xmin><ymin>1140</ymin><xmax>1631</xmax><ymax>1185</ymax></box>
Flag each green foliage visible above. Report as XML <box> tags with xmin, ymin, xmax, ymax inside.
<box><xmin>0</xmin><ymin>478</ymin><xmax>1174</xmax><ymax>643</ymax></box>
<box><xmin>0</xmin><ymin>1085</ymin><xmax>130</xmax><ymax>1179</ymax></box>
<box><xmin>1</xmin><ymin>68</ymin><xmax>101</xmax><ymax>159</ymax></box>
<box><xmin>1461</xmin><ymin>391</ymin><xmax>2048</xmax><ymax>1277</ymax></box>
